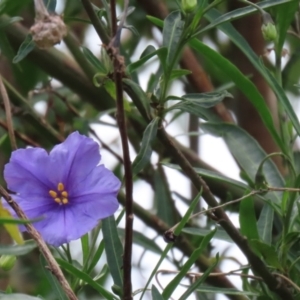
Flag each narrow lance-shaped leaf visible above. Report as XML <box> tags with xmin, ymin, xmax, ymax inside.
<box><xmin>199</xmin><ymin>0</ymin><xmax>295</xmax><ymax>35</ymax></box>
<box><xmin>162</xmin><ymin>229</ymin><xmax>216</xmax><ymax>299</ymax></box>
<box><xmin>0</xmin><ymin>240</ymin><xmax>36</xmax><ymax>256</ymax></box>
<box><xmin>13</xmin><ymin>34</ymin><xmax>35</xmax><ymax>64</ymax></box>
<box><xmin>40</xmin><ymin>254</ymin><xmax>68</xmax><ymax>300</ymax></box>
<box><xmin>57</xmin><ymin>258</ymin><xmax>116</xmax><ymax>300</ymax></box>
<box><xmin>190</xmin><ymin>39</ymin><xmax>284</xmax><ymax>151</ymax></box>
<box><xmin>239</xmin><ymin>194</ymin><xmax>260</xmax><ymax>240</ymax></box>
<box><xmin>257</xmin><ymin>202</ymin><xmax>274</xmax><ymax>245</ymax></box>
<box><xmin>204</xmin><ymin>8</ymin><xmax>300</xmax><ymax>144</ymax></box>
<box><xmin>273</xmin><ymin>1</ymin><xmax>298</xmax><ymax>54</ymax></box>
<box><xmin>167</xmin><ymin>90</ymin><xmax>232</xmax><ymax>108</ymax></box>
<box><xmin>102</xmin><ymin>216</ymin><xmax>123</xmax><ymax>288</ymax></box>
<box><xmin>139</xmin><ymin>192</ymin><xmax>201</xmax><ymax>300</ymax></box>
<box><xmin>132</xmin><ymin>117</ymin><xmax>159</xmax><ymax>176</ymax></box>
<box><xmin>201</xmin><ymin>123</ymin><xmax>285</xmax><ymax>204</ymax></box>
<box><xmin>126</xmin><ymin>45</ymin><xmax>167</xmax><ymax>74</ymax></box>
<box><xmin>162</xmin><ymin>10</ymin><xmax>184</xmax><ymax>66</ymax></box>
<box><xmin>0</xmin><ymin>294</ymin><xmax>44</xmax><ymax>300</ymax></box>
<box><xmin>178</xmin><ymin>254</ymin><xmax>219</xmax><ymax>300</ymax></box>
<box><xmin>123</xmin><ymin>78</ymin><xmax>151</xmax><ymax>120</ymax></box>
<box><xmin>151</xmin><ymin>285</ymin><xmax>164</xmax><ymax>300</ymax></box>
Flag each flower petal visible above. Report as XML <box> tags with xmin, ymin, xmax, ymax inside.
<box><xmin>4</xmin><ymin>148</ymin><xmax>52</xmax><ymax>195</ymax></box>
<box><xmin>71</xmin><ymin>193</ymin><xmax>119</xmax><ymax>220</ymax></box>
<box><xmin>46</xmin><ymin>132</ymin><xmax>101</xmax><ymax>187</ymax></box>
<box><xmin>69</xmin><ymin>165</ymin><xmax>121</xmax><ymax>197</ymax></box>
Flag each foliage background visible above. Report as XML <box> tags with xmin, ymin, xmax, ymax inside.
<box><xmin>0</xmin><ymin>0</ymin><xmax>300</xmax><ymax>299</ymax></box>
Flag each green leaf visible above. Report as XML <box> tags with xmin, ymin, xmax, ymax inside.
<box><xmin>43</xmin><ymin>0</ymin><xmax>57</xmax><ymax>12</ymax></box>
<box><xmin>257</xmin><ymin>203</ymin><xmax>274</xmax><ymax>245</ymax></box>
<box><xmin>239</xmin><ymin>195</ymin><xmax>259</xmax><ymax>240</ymax></box>
<box><xmin>126</xmin><ymin>45</ymin><xmax>167</xmax><ymax>74</ymax></box>
<box><xmin>199</xmin><ymin>0</ymin><xmax>295</xmax><ymax>34</ymax></box>
<box><xmin>81</xmin><ymin>46</ymin><xmax>106</xmax><ymax>74</ymax></box>
<box><xmin>167</xmin><ymin>90</ymin><xmax>232</xmax><ymax>108</ymax></box>
<box><xmin>0</xmin><ymin>240</ymin><xmax>37</xmax><ymax>256</ymax></box>
<box><xmin>162</xmin><ymin>11</ymin><xmax>184</xmax><ymax>66</ymax></box>
<box><xmin>39</xmin><ymin>255</ymin><xmax>68</xmax><ymax>300</ymax></box>
<box><xmin>204</xmin><ymin>8</ymin><xmax>300</xmax><ymax>144</ymax></box>
<box><xmin>102</xmin><ymin>216</ymin><xmax>123</xmax><ymax>287</ymax></box>
<box><xmin>139</xmin><ymin>192</ymin><xmax>201</xmax><ymax>300</ymax></box>
<box><xmin>162</xmin><ymin>229</ymin><xmax>216</xmax><ymax>299</ymax></box>
<box><xmin>0</xmin><ymin>16</ymin><xmax>23</xmax><ymax>29</ymax></box>
<box><xmin>0</xmin><ymin>294</ymin><xmax>43</xmax><ymax>300</ymax></box>
<box><xmin>195</xmin><ymin>286</ymin><xmax>258</xmax><ymax>296</ymax></box>
<box><xmin>190</xmin><ymin>39</ymin><xmax>284</xmax><ymax>151</ymax></box>
<box><xmin>273</xmin><ymin>1</ymin><xmax>298</xmax><ymax>54</ymax></box>
<box><xmin>249</xmin><ymin>240</ymin><xmax>282</xmax><ymax>270</ymax></box>
<box><xmin>13</xmin><ymin>34</ymin><xmax>35</xmax><ymax>63</ymax></box>
<box><xmin>132</xmin><ymin>117</ymin><xmax>159</xmax><ymax>176</ymax></box>
<box><xmin>201</xmin><ymin>123</ymin><xmax>284</xmax><ymax>203</ymax></box>
<box><xmin>81</xmin><ymin>233</ymin><xmax>89</xmax><ymax>266</ymax></box>
<box><xmin>123</xmin><ymin>78</ymin><xmax>151</xmax><ymax>120</ymax></box>
<box><xmin>87</xmin><ymin>240</ymin><xmax>105</xmax><ymax>274</ymax></box>
<box><xmin>118</xmin><ymin>228</ymin><xmax>162</xmax><ymax>255</ymax></box>
<box><xmin>178</xmin><ymin>254</ymin><xmax>218</xmax><ymax>300</ymax></box>
<box><xmin>182</xmin><ymin>227</ymin><xmax>232</xmax><ymax>243</ymax></box>
<box><xmin>57</xmin><ymin>258</ymin><xmax>116</xmax><ymax>300</ymax></box>
<box><xmin>167</xmin><ymin>69</ymin><xmax>192</xmax><ymax>81</ymax></box>
<box><xmin>154</xmin><ymin>167</ymin><xmax>176</xmax><ymax>226</ymax></box>
<box><xmin>0</xmin><ymin>216</ymin><xmax>43</xmax><ymax>225</ymax></box>
<box><xmin>151</xmin><ymin>285</ymin><xmax>164</xmax><ymax>300</ymax></box>
<box><xmin>146</xmin><ymin>15</ymin><xmax>164</xmax><ymax>28</ymax></box>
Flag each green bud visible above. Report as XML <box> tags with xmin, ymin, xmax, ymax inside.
<box><xmin>0</xmin><ymin>255</ymin><xmax>16</xmax><ymax>271</ymax></box>
<box><xmin>261</xmin><ymin>12</ymin><xmax>277</xmax><ymax>42</ymax></box>
<box><xmin>182</xmin><ymin>0</ymin><xmax>197</xmax><ymax>13</ymax></box>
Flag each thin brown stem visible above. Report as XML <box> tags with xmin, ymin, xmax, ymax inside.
<box><xmin>0</xmin><ymin>119</ymin><xmax>40</xmax><ymax>147</ymax></box>
<box><xmin>108</xmin><ymin>1</ymin><xmax>133</xmax><ymax>299</ymax></box>
<box><xmin>0</xmin><ymin>186</ymin><xmax>77</xmax><ymax>300</ymax></box>
<box><xmin>0</xmin><ymin>75</ymin><xmax>17</xmax><ymax>150</ymax></box>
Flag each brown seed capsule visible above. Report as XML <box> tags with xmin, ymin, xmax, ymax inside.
<box><xmin>30</xmin><ymin>14</ymin><xmax>67</xmax><ymax>49</ymax></box>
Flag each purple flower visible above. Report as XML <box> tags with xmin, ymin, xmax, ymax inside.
<box><xmin>4</xmin><ymin>132</ymin><xmax>121</xmax><ymax>246</ymax></box>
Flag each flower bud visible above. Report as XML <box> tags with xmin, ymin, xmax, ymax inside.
<box><xmin>30</xmin><ymin>14</ymin><xmax>67</xmax><ymax>49</ymax></box>
<box><xmin>261</xmin><ymin>13</ymin><xmax>277</xmax><ymax>42</ymax></box>
<box><xmin>182</xmin><ymin>0</ymin><xmax>197</xmax><ymax>13</ymax></box>
<box><xmin>0</xmin><ymin>255</ymin><xmax>16</xmax><ymax>271</ymax></box>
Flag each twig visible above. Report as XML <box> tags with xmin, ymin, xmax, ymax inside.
<box><xmin>107</xmin><ymin>1</ymin><xmax>133</xmax><ymax>299</ymax></box>
<box><xmin>0</xmin><ymin>119</ymin><xmax>40</xmax><ymax>147</ymax></box>
<box><xmin>0</xmin><ymin>75</ymin><xmax>17</xmax><ymax>150</ymax></box>
<box><xmin>33</xmin><ymin>0</ymin><xmax>49</xmax><ymax>20</ymax></box>
<box><xmin>157</xmin><ymin>127</ymin><xmax>294</xmax><ymax>299</ymax></box>
<box><xmin>0</xmin><ymin>186</ymin><xmax>78</xmax><ymax>300</ymax></box>
<box><xmin>274</xmin><ymin>273</ymin><xmax>300</xmax><ymax>293</ymax></box>
<box><xmin>156</xmin><ymin>268</ymin><xmax>263</xmax><ymax>283</ymax></box>
<box><xmin>167</xmin><ymin>184</ymin><xmax>300</xmax><ymax>233</ymax></box>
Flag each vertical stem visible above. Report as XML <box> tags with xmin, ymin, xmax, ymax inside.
<box><xmin>0</xmin><ymin>75</ymin><xmax>17</xmax><ymax>150</ymax></box>
<box><xmin>109</xmin><ymin>1</ymin><xmax>133</xmax><ymax>299</ymax></box>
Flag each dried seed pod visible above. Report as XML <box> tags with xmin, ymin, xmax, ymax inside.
<box><xmin>30</xmin><ymin>14</ymin><xmax>67</xmax><ymax>49</ymax></box>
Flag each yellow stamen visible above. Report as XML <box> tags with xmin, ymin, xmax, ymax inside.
<box><xmin>57</xmin><ymin>182</ymin><xmax>64</xmax><ymax>191</ymax></box>
<box><xmin>49</xmin><ymin>190</ymin><xmax>57</xmax><ymax>198</ymax></box>
<box><xmin>62</xmin><ymin>198</ymin><xmax>68</xmax><ymax>204</ymax></box>
<box><xmin>61</xmin><ymin>191</ymin><xmax>68</xmax><ymax>197</ymax></box>
<box><xmin>54</xmin><ymin>198</ymin><xmax>61</xmax><ymax>204</ymax></box>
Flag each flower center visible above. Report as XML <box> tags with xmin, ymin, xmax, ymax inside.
<box><xmin>49</xmin><ymin>182</ymin><xmax>69</xmax><ymax>205</ymax></box>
